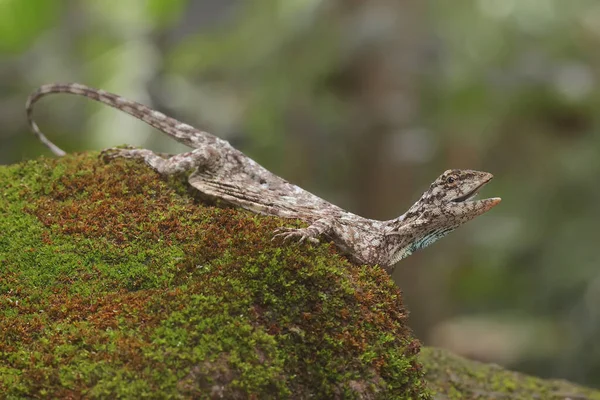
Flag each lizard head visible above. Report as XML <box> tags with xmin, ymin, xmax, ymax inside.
<box><xmin>387</xmin><ymin>169</ymin><xmax>501</xmax><ymax>266</ymax></box>
<box><xmin>409</xmin><ymin>169</ymin><xmax>500</xmax><ymax>212</ymax></box>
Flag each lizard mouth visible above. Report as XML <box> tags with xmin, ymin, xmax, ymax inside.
<box><xmin>451</xmin><ymin>177</ymin><xmax>492</xmax><ymax>203</ymax></box>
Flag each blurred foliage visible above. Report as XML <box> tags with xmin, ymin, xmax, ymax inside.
<box><xmin>1</xmin><ymin>0</ymin><xmax>599</xmax><ymax>388</ymax></box>
<box><xmin>0</xmin><ymin>0</ymin><xmax>60</xmax><ymax>53</ymax></box>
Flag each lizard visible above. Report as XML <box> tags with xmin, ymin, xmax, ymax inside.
<box><xmin>25</xmin><ymin>83</ymin><xmax>501</xmax><ymax>273</ymax></box>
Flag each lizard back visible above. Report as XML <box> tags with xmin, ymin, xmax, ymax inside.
<box><xmin>188</xmin><ymin>145</ymin><xmax>348</xmax><ymax>221</ymax></box>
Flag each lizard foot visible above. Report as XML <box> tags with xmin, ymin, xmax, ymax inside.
<box><xmin>272</xmin><ymin>227</ymin><xmax>320</xmax><ymax>244</ymax></box>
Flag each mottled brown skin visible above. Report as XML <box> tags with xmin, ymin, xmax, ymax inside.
<box><xmin>26</xmin><ymin>83</ymin><xmax>501</xmax><ymax>272</ymax></box>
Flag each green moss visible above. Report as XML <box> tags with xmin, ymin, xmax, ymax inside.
<box><xmin>0</xmin><ymin>153</ymin><xmax>427</xmax><ymax>399</ymax></box>
<box><xmin>420</xmin><ymin>347</ymin><xmax>600</xmax><ymax>399</ymax></box>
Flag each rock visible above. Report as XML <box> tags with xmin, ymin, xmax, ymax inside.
<box><xmin>0</xmin><ymin>153</ymin><xmax>426</xmax><ymax>399</ymax></box>
<box><xmin>2</xmin><ymin>153</ymin><xmax>598</xmax><ymax>399</ymax></box>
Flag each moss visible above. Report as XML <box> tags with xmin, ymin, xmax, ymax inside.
<box><xmin>0</xmin><ymin>153</ymin><xmax>428</xmax><ymax>399</ymax></box>
<box><xmin>5</xmin><ymin>152</ymin><xmax>598</xmax><ymax>399</ymax></box>
<box><xmin>420</xmin><ymin>347</ymin><xmax>600</xmax><ymax>399</ymax></box>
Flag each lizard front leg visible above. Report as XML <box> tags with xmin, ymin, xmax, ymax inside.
<box><xmin>273</xmin><ymin>218</ymin><xmax>389</xmax><ymax>268</ymax></box>
<box><xmin>273</xmin><ymin>218</ymin><xmax>334</xmax><ymax>244</ymax></box>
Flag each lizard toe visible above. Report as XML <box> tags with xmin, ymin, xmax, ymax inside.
<box><xmin>272</xmin><ymin>227</ymin><xmax>320</xmax><ymax>245</ymax></box>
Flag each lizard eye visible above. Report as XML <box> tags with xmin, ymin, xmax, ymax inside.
<box><xmin>446</xmin><ymin>176</ymin><xmax>456</xmax><ymax>184</ymax></box>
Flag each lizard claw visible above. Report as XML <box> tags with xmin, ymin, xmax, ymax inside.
<box><xmin>272</xmin><ymin>227</ymin><xmax>320</xmax><ymax>244</ymax></box>
<box><xmin>273</xmin><ymin>227</ymin><xmax>296</xmax><ymax>235</ymax></box>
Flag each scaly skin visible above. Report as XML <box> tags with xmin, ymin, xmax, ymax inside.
<box><xmin>26</xmin><ymin>83</ymin><xmax>501</xmax><ymax>272</ymax></box>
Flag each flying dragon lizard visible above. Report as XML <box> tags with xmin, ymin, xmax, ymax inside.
<box><xmin>26</xmin><ymin>83</ymin><xmax>501</xmax><ymax>273</ymax></box>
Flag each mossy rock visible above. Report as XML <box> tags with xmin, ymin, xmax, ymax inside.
<box><xmin>2</xmin><ymin>153</ymin><xmax>599</xmax><ymax>399</ymax></box>
<box><xmin>421</xmin><ymin>347</ymin><xmax>600</xmax><ymax>400</ymax></box>
<box><xmin>0</xmin><ymin>153</ymin><xmax>427</xmax><ymax>399</ymax></box>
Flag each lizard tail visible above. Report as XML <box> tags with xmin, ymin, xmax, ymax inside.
<box><xmin>26</xmin><ymin>84</ymin><xmax>68</xmax><ymax>156</ymax></box>
<box><xmin>26</xmin><ymin>83</ymin><xmax>220</xmax><ymax>156</ymax></box>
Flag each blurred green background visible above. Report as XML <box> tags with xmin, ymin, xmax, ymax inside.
<box><xmin>1</xmin><ymin>0</ymin><xmax>599</xmax><ymax>388</ymax></box>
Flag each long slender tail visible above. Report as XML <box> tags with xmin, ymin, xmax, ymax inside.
<box><xmin>26</xmin><ymin>83</ymin><xmax>219</xmax><ymax>156</ymax></box>
<box><xmin>26</xmin><ymin>84</ymin><xmax>71</xmax><ymax>156</ymax></box>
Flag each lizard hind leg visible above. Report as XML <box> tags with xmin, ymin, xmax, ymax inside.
<box><xmin>101</xmin><ymin>147</ymin><xmax>220</xmax><ymax>176</ymax></box>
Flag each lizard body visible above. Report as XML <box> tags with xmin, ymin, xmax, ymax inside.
<box><xmin>26</xmin><ymin>83</ymin><xmax>501</xmax><ymax>272</ymax></box>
